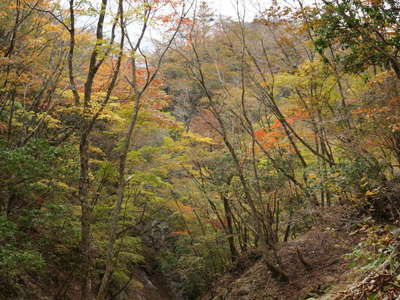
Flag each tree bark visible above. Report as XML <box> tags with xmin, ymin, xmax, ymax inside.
<box><xmin>222</xmin><ymin>194</ymin><xmax>238</xmax><ymax>262</ymax></box>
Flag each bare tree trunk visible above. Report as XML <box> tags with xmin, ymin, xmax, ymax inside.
<box><xmin>4</xmin><ymin>0</ymin><xmax>20</xmax><ymax>58</ymax></box>
<box><xmin>222</xmin><ymin>194</ymin><xmax>238</xmax><ymax>262</ymax></box>
<box><xmin>97</xmin><ymin>5</ymin><xmax>187</xmax><ymax>297</ymax></box>
<box><xmin>68</xmin><ymin>0</ymin><xmax>80</xmax><ymax>105</ymax></box>
<box><xmin>78</xmin><ymin>1</ymin><xmax>109</xmax><ymax>298</ymax></box>
<box><xmin>79</xmin><ymin>131</ymin><xmax>93</xmax><ymax>300</ymax></box>
<box><xmin>96</xmin><ymin>92</ymin><xmax>140</xmax><ymax>300</ymax></box>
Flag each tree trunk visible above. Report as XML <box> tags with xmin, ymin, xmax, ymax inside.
<box><xmin>97</xmin><ymin>94</ymin><xmax>140</xmax><ymax>299</ymax></box>
<box><xmin>222</xmin><ymin>195</ymin><xmax>238</xmax><ymax>262</ymax></box>
<box><xmin>79</xmin><ymin>133</ymin><xmax>93</xmax><ymax>300</ymax></box>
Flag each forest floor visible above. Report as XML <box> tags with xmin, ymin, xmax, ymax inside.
<box><xmin>201</xmin><ymin>207</ymin><xmax>367</xmax><ymax>300</ymax></box>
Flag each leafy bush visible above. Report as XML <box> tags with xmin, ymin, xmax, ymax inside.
<box><xmin>0</xmin><ymin>216</ymin><xmax>44</xmax><ymax>296</ymax></box>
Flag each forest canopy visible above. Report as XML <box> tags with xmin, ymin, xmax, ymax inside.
<box><xmin>1</xmin><ymin>0</ymin><xmax>400</xmax><ymax>299</ymax></box>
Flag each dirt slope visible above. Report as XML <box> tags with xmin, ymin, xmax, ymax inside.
<box><xmin>202</xmin><ymin>213</ymin><xmax>362</xmax><ymax>300</ymax></box>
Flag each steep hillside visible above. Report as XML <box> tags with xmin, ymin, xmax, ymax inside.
<box><xmin>202</xmin><ymin>210</ymin><xmax>400</xmax><ymax>300</ymax></box>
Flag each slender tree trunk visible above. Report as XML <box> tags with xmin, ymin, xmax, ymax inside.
<box><xmin>97</xmin><ymin>6</ymin><xmax>186</xmax><ymax>295</ymax></box>
<box><xmin>97</xmin><ymin>93</ymin><xmax>140</xmax><ymax>299</ymax></box>
<box><xmin>68</xmin><ymin>0</ymin><xmax>80</xmax><ymax>105</ymax></box>
<box><xmin>76</xmin><ymin>1</ymin><xmax>109</xmax><ymax>297</ymax></box>
<box><xmin>222</xmin><ymin>194</ymin><xmax>238</xmax><ymax>262</ymax></box>
<box><xmin>5</xmin><ymin>0</ymin><xmax>20</xmax><ymax>58</ymax></box>
<box><xmin>79</xmin><ymin>131</ymin><xmax>93</xmax><ymax>300</ymax></box>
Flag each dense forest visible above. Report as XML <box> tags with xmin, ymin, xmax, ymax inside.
<box><xmin>1</xmin><ymin>0</ymin><xmax>400</xmax><ymax>299</ymax></box>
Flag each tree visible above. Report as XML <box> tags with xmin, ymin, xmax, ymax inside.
<box><xmin>97</xmin><ymin>1</ymin><xmax>190</xmax><ymax>298</ymax></box>
<box><xmin>314</xmin><ymin>0</ymin><xmax>400</xmax><ymax>79</ymax></box>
